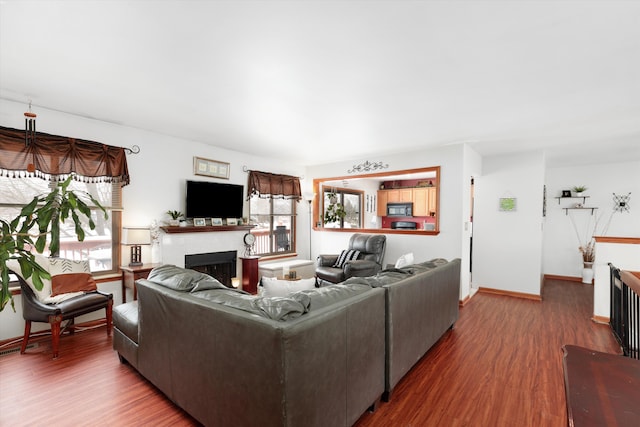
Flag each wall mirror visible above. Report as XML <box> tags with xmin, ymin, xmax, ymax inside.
<box><xmin>312</xmin><ymin>166</ymin><xmax>440</xmax><ymax>235</ymax></box>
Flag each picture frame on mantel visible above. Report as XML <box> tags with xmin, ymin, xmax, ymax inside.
<box><xmin>194</xmin><ymin>156</ymin><xmax>230</xmax><ymax>179</ymax></box>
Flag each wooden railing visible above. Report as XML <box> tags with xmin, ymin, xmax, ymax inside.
<box><xmin>609</xmin><ymin>263</ymin><xmax>640</xmax><ymax>359</ymax></box>
<box><xmin>251</xmin><ymin>229</ymin><xmax>291</xmax><ymax>255</ymax></box>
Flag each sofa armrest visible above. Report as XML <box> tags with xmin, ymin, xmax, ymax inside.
<box><xmin>317</xmin><ymin>254</ymin><xmax>338</xmax><ymax>267</ymax></box>
<box><xmin>344</xmin><ymin>259</ymin><xmax>381</xmax><ymax>278</ymax></box>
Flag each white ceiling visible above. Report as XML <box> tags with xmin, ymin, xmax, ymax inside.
<box><xmin>1</xmin><ymin>1</ymin><xmax>639</xmax><ymax>167</ymax></box>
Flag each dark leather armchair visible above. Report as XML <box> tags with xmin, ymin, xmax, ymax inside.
<box><xmin>316</xmin><ymin>233</ymin><xmax>386</xmax><ymax>286</ymax></box>
<box><xmin>12</xmin><ymin>271</ymin><xmax>112</xmax><ymax>359</ymax></box>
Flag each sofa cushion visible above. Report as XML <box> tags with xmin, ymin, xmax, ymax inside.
<box><xmin>260</xmin><ymin>277</ymin><xmax>316</xmax><ymax>297</ymax></box>
<box><xmin>299</xmin><ymin>283</ymin><xmax>372</xmax><ymax>310</ymax></box>
<box><xmin>192</xmin><ymin>289</ymin><xmax>311</xmax><ymax>321</ymax></box>
<box><xmin>147</xmin><ymin>264</ymin><xmax>234</xmax><ymax>293</ymax></box>
<box><xmin>333</xmin><ymin>249</ymin><xmax>360</xmax><ymax>268</ymax></box>
<box><xmin>113</xmin><ymin>301</ymin><xmax>139</xmax><ymax>344</ymax></box>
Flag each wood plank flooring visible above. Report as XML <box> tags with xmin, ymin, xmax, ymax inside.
<box><xmin>0</xmin><ymin>279</ymin><xmax>620</xmax><ymax>426</ymax></box>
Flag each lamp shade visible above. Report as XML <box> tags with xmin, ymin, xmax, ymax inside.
<box><xmin>122</xmin><ymin>227</ymin><xmax>150</xmax><ymax>245</ymax></box>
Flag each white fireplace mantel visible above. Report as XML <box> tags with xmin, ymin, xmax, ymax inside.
<box><xmin>160</xmin><ymin>230</ymin><xmax>249</xmax><ymax>269</ymax></box>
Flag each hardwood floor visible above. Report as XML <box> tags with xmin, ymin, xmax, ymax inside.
<box><xmin>0</xmin><ymin>279</ymin><xmax>620</xmax><ymax>426</ymax></box>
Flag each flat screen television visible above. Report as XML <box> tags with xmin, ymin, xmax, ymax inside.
<box><xmin>185</xmin><ymin>180</ymin><xmax>244</xmax><ymax>219</ymax></box>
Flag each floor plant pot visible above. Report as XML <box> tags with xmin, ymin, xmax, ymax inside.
<box><xmin>582</xmin><ymin>262</ymin><xmax>594</xmax><ymax>284</ymax></box>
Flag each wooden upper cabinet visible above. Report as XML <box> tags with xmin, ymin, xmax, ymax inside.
<box><xmin>377</xmin><ymin>190</ymin><xmax>388</xmax><ymax>215</ymax></box>
<box><xmin>427</xmin><ymin>187</ymin><xmax>438</xmax><ymax>216</ymax></box>
<box><xmin>388</xmin><ymin>189</ymin><xmax>413</xmax><ymax>203</ymax></box>
<box><xmin>412</xmin><ymin>188</ymin><xmax>429</xmax><ymax>216</ymax></box>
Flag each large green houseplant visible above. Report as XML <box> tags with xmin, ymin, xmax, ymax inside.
<box><xmin>0</xmin><ymin>175</ymin><xmax>107</xmax><ymax>312</ymax></box>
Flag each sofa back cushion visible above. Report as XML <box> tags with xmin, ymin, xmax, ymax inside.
<box><xmin>147</xmin><ymin>264</ymin><xmax>229</xmax><ymax>292</ymax></box>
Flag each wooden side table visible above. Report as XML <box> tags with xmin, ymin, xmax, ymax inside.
<box><xmin>241</xmin><ymin>257</ymin><xmax>260</xmax><ymax>294</ymax></box>
<box><xmin>121</xmin><ymin>263</ymin><xmax>161</xmax><ymax>303</ymax></box>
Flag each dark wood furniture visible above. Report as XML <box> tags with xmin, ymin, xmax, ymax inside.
<box><xmin>121</xmin><ymin>263</ymin><xmax>160</xmax><ymax>303</ymax></box>
<box><xmin>12</xmin><ymin>270</ymin><xmax>112</xmax><ymax>359</ymax></box>
<box><xmin>562</xmin><ymin>345</ymin><xmax>640</xmax><ymax>426</ymax></box>
<box><xmin>241</xmin><ymin>256</ymin><xmax>259</xmax><ymax>294</ymax></box>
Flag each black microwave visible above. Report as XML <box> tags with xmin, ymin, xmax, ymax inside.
<box><xmin>387</xmin><ymin>203</ymin><xmax>412</xmax><ymax>217</ymax></box>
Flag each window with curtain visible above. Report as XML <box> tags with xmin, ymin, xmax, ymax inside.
<box><xmin>0</xmin><ymin>126</ymin><xmax>128</xmax><ymax>275</ymax></box>
<box><xmin>247</xmin><ymin>170</ymin><xmax>301</xmax><ymax>257</ymax></box>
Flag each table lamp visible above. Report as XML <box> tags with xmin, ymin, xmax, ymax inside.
<box><xmin>122</xmin><ymin>227</ymin><xmax>150</xmax><ymax>266</ymax></box>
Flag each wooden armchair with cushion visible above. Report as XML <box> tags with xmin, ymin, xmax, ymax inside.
<box><xmin>316</xmin><ymin>233</ymin><xmax>387</xmax><ymax>286</ymax></box>
<box><xmin>9</xmin><ymin>255</ymin><xmax>112</xmax><ymax>359</ymax></box>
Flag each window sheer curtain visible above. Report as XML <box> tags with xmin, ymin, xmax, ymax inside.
<box><xmin>247</xmin><ymin>170</ymin><xmax>301</xmax><ymax>200</ymax></box>
<box><xmin>0</xmin><ymin>125</ymin><xmax>130</xmax><ymax>185</ymax></box>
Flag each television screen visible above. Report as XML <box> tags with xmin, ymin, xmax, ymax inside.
<box><xmin>186</xmin><ymin>180</ymin><xmax>244</xmax><ymax>219</ymax></box>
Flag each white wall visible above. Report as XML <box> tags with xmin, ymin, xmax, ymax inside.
<box><xmin>461</xmin><ymin>144</ymin><xmax>483</xmax><ymax>300</ymax></box>
<box><xmin>305</xmin><ymin>144</ymin><xmax>466</xmax><ymax>289</ymax></box>
<box><xmin>472</xmin><ymin>151</ymin><xmax>546</xmax><ymax>296</ymax></box>
<box><xmin>543</xmin><ymin>161</ymin><xmax>640</xmax><ymax>278</ymax></box>
<box><xmin>0</xmin><ymin>99</ymin><xmax>308</xmax><ymax>340</ymax></box>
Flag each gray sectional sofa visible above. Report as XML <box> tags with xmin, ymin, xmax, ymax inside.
<box><xmin>343</xmin><ymin>258</ymin><xmax>461</xmax><ymax>399</ymax></box>
<box><xmin>113</xmin><ymin>258</ymin><xmax>461</xmax><ymax>426</ymax></box>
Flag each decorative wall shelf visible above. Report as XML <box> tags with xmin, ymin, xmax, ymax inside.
<box><xmin>562</xmin><ymin>207</ymin><xmax>598</xmax><ymax>215</ymax></box>
<box><xmin>555</xmin><ymin>196</ymin><xmax>590</xmax><ymax>204</ymax></box>
<box><xmin>160</xmin><ymin>225</ymin><xmax>254</xmax><ymax>234</ymax></box>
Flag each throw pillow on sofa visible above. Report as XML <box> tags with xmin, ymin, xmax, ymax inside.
<box><xmin>332</xmin><ymin>249</ymin><xmax>360</xmax><ymax>268</ymax></box>
<box><xmin>260</xmin><ymin>277</ymin><xmax>316</xmax><ymax>298</ymax></box>
<box><xmin>395</xmin><ymin>253</ymin><xmax>414</xmax><ymax>268</ymax></box>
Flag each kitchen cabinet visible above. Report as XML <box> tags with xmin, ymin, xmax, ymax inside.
<box><xmin>412</xmin><ymin>188</ymin><xmax>429</xmax><ymax>216</ymax></box>
<box><xmin>378</xmin><ymin>189</ymin><xmax>413</xmax><ymax>214</ymax></box>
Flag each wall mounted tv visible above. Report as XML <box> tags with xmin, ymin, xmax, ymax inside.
<box><xmin>185</xmin><ymin>180</ymin><xmax>244</xmax><ymax>219</ymax></box>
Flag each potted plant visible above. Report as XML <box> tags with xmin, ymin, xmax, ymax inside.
<box><xmin>166</xmin><ymin>210</ymin><xmax>183</xmax><ymax>226</ymax></box>
<box><xmin>0</xmin><ymin>175</ymin><xmax>107</xmax><ymax>312</ymax></box>
<box><xmin>572</xmin><ymin>186</ymin><xmax>588</xmax><ymax>197</ymax></box>
<box><xmin>323</xmin><ymin>192</ymin><xmax>346</xmax><ymax>224</ymax></box>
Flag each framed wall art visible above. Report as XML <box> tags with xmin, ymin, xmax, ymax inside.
<box><xmin>194</xmin><ymin>156</ymin><xmax>230</xmax><ymax>179</ymax></box>
<box><xmin>499</xmin><ymin>197</ymin><xmax>517</xmax><ymax>212</ymax></box>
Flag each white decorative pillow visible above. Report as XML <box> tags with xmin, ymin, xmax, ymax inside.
<box><xmin>260</xmin><ymin>277</ymin><xmax>316</xmax><ymax>298</ymax></box>
<box><xmin>395</xmin><ymin>253</ymin><xmax>415</xmax><ymax>268</ymax></box>
<box><xmin>48</xmin><ymin>258</ymin><xmax>97</xmax><ymax>297</ymax></box>
<box><xmin>6</xmin><ymin>254</ymin><xmax>52</xmax><ymax>303</ymax></box>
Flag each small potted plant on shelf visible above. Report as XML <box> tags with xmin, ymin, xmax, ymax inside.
<box><xmin>166</xmin><ymin>210</ymin><xmax>183</xmax><ymax>226</ymax></box>
<box><xmin>572</xmin><ymin>186</ymin><xmax>587</xmax><ymax>197</ymax></box>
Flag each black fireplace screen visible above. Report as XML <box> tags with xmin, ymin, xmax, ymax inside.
<box><xmin>184</xmin><ymin>251</ymin><xmax>237</xmax><ymax>287</ymax></box>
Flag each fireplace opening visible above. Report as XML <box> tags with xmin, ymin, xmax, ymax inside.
<box><xmin>185</xmin><ymin>250</ymin><xmax>237</xmax><ymax>287</ymax></box>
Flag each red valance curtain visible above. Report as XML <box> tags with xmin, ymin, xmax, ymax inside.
<box><xmin>0</xmin><ymin>126</ymin><xmax>130</xmax><ymax>185</ymax></box>
<box><xmin>247</xmin><ymin>170</ymin><xmax>301</xmax><ymax>200</ymax></box>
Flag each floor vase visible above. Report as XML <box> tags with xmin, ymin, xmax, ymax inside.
<box><xmin>582</xmin><ymin>262</ymin><xmax>594</xmax><ymax>284</ymax></box>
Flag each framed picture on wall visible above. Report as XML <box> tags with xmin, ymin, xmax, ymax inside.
<box><xmin>194</xmin><ymin>157</ymin><xmax>230</xmax><ymax>179</ymax></box>
<box><xmin>499</xmin><ymin>197</ymin><xmax>517</xmax><ymax>212</ymax></box>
